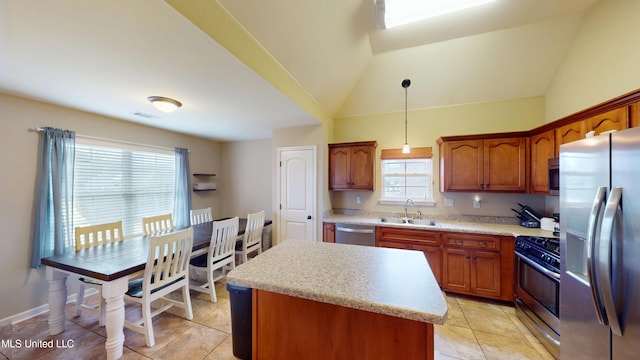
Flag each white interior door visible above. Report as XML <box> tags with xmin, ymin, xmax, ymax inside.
<box><xmin>277</xmin><ymin>146</ymin><xmax>316</xmax><ymax>242</ymax></box>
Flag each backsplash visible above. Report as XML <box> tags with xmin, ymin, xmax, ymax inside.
<box><xmin>329</xmin><ymin>208</ymin><xmax>519</xmax><ymax>225</ymax></box>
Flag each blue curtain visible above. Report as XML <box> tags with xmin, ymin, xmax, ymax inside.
<box><xmin>32</xmin><ymin>127</ymin><xmax>75</xmax><ymax>268</ymax></box>
<box><xmin>173</xmin><ymin>148</ymin><xmax>192</xmax><ymax>229</ymax></box>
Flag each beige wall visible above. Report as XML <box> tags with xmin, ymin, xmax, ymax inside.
<box><xmin>0</xmin><ymin>93</ymin><xmax>221</xmax><ymax>320</ymax></box>
<box><xmin>332</xmin><ymin>97</ymin><xmax>547</xmax><ymax>217</ymax></box>
<box><xmin>220</xmin><ymin>139</ymin><xmax>272</xmax><ymax>220</ymax></box>
<box><xmin>546</xmin><ymin>0</ymin><xmax>640</xmax><ymax>122</ymax></box>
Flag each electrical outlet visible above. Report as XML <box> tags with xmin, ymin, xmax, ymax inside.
<box><xmin>444</xmin><ymin>198</ymin><xmax>454</xmax><ymax>207</ymax></box>
<box><xmin>356</xmin><ymin>196</ymin><xmax>361</xmax><ymax>204</ymax></box>
<box><xmin>473</xmin><ymin>199</ymin><xmax>481</xmax><ymax>208</ymax></box>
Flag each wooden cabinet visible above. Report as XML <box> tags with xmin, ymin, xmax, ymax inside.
<box><xmin>586</xmin><ymin>107</ymin><xmax>628</xmax><ymax>135</ymax></box>
<box><xmin>376</xmin><ymin>227</ymin><xmax>442</xmax><ymax>286</ymax></box>
<box><xmin>329</xmin><ymin>141</ymin><xmax>377</xmax><ymax>191</ymax></box>
<box><xmin>554</xmin><ymin>108</ymin><xmax>629</xmax><ymax>156</ymax></box>
<box><xmin>555</xmin><ymin>120</ymin><xmax>586</xmax><ymax>156</ymax></box>
<box><xmin>441</xmin><ymin>232</ymin><xmax>514</xmax><ymax>302</ymax></box>
<box><xmin>323</xmin><ymin>222</ymin><xmax>335</xmax><ymax>243</ymax></box>
<box><xmin>529</xmin><ymin>130</ymin><xmax>555</xmax><ymax>194</ymax></box>
<box><xmin>439</xmin><ymin>137</ymin><xmax>526</xmax><ymax>192</ymax></box>
<box><xmin>631</xmin><ymin>102</ymin><xmax>640</xmax><ymax>128</ymax></box>
<box><xmin>376</xmin><ymin>226</ymin><xmax>514</xmax><ymax>302</ymax></box>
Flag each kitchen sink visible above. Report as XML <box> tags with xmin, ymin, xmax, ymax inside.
<box><xmin>407</xmin><ymin>219</ymin><xmax>438</xmax><ymax>226</ymax></box>
<box><xmin>379</xmin><ymin>217</ymin><xmax>408</xmax><ymax>224</ymax></box>
<box><xmin>379</xmin><ymin>218</ymin><xmax>438</xmax><ymax>227</ymax></box>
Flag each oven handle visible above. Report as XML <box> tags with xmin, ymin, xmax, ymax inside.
<box><xmin>587</xmin><ymin>186</ymin><xmax>608</xmax><ymax>326</ymax></box>
<box><xmin>515</xmin><ymin>252</ymin><xmax>560</xmax><ymax>280</ymax></box>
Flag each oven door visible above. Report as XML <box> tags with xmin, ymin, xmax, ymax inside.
<box><xmin>515</xmin><ymin>252</ymin><xmax>560</xmax><ymax>333</ymax></box>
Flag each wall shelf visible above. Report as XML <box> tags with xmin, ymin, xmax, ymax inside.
<box><xmin>193</xmin><ymin>173</ymin><xmax>216</xmax><ymax>177</ymax></box>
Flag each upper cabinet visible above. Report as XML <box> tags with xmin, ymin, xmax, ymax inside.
<box><xmin>554</xmin><ymin>107</ymin><xmax>629</xmax><ymax>157</ymax></box>
<box><xmin>328</xmin><ymin>141</ymin><xmax>377</xmax><ymax>191</ymax></box>
<box><xmin>530</xmin><ymin>130</ymin><xmax>555</xmax><ymax>194</ymax></box>
<box><xmin>439</xmin><ymin>137</ymin><xmax>526</xmax><ymax>193</ymax></box>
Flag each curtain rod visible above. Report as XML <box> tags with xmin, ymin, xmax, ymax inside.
<box><xmin>30</xmin><ymin>127</ymin><xmax>189</xmax><ymax>153</ymax></box>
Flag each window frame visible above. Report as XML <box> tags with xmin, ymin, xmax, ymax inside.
<box><xmin>377</xmin><ymin>147</ymin><xmax>436</xmax><ymax>207</ymax></box>
<box><xmin>72</xmin><ymin>137</ymin><xmax>176</xmax><ymax>238</ymax></box>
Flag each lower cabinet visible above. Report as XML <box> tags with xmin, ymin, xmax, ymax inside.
<box><xmin>442</xmin><ymin>232</ymin><xmax>514</xmax><ymax>302</ymax></box>
<box><xmin>323</xmin><ymin>222</ymin><xmax>335</xmax><ymax>243</ymax></box>
<box><xmin>376</xmin><ymin>227</ymin><xmax>442</xmax><ymax>286</ymax></box>
<box><xmin>376</xmin><ymin>226</ymin><xmax>514</xmax><ymax>302</ymax></box>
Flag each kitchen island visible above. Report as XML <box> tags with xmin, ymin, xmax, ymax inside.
<box><xmin>226</xmin><ymin>240</ymin><xmax>447</xmax><ymax>360</ymax></box>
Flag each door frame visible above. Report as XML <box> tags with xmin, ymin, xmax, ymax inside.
<box><xmin>275</xmin><ymin>145</ymin><xmax>317</xmax><ymax>244</ymax></box>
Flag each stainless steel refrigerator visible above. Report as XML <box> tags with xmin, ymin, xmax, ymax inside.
<box><xmin>560</xmin><ymin>126</ymin><xmax>640</xmax><ymax>359</ymax></box>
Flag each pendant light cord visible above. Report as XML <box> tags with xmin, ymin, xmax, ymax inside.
<box><xmin>404</xmin><ymin>85</ymin><xmax>408</xmax><ymax>144</ymax></box>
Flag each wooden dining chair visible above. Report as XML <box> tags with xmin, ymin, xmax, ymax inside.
<box><xmin>190</xmin><ymin>217</ymin><xmax>238</xmax><ymax>302</ymax></box>
<box><xmin>73</xmin><ymin>220</ymin><xmax>124</xmax><ymax>325</ymax></box>
<box><xmin>142</xmin><ymin>213</ymin><xmax>174</xmax><ymax>235</ymax></box>
<box><xmin>124</xmin><ymin>227</ymin><xmax>194</xmax><ymax>347</ymax></box>
<box><xmin>236</xmin><ymin>211</ymin><xmax>265</xmax><ymax>264</ymax></box>
<box><xmin>190</xmin><ymin>207</ymin><xmax>213</xmax><ymax>225</ymax></box>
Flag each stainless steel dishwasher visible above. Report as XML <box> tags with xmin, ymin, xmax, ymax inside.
<box><xmin>335</xmin><ymin>223</ymin><xmax>376</xmax><ymax>247</ymax></box>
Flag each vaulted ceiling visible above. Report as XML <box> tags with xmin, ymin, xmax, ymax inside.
<box><xmin>0</xmin><ymin>0</ymin><xmax>598</xmax><ymax>141</ymax></box>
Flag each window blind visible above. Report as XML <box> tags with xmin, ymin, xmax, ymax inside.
<box><xmin>73</xmin><ymin>139</ymin><xmax>175</xmax><ymax>237</ymax></box>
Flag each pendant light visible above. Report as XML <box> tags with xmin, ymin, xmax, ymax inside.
<box><xmin>401</xmin><ymin>79</ymin><xmax>411</xmax><ymax>154</ymax></box>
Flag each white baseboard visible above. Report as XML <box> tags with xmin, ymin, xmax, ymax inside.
<box><xmin>0</xmin><ymin>288</ymin><xmax>99</xmax><ymax>327</ymax></box>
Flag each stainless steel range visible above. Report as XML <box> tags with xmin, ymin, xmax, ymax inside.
<box><xmin>514</xmin><ymin>236</ymin><xmax>560</xmax><ymax>359</ymax></box>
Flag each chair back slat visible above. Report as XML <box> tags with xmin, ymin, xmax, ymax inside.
<box><xmin>142</xmin><ymin>213</ymin><xmax>174</xmax><ymax>235</ymax></box>
<box><xmin>144</xmin><ymin>228</ymin><xmax>193</xmax><ymax>294</ymax></box>
<box><xmin>75</xmin><ymin>221</ymin><xmax>124</xmax><ymax>251</ymax></box>
<box><xmin>243</xmin><ymin>211</ymin><xmax>265</xmax><ymax>250</ymax></box>
<box><xmin>190</xmin><ymin>207</ymin><xmax>213</xmax><ymax>225</ymax></box>
<box><xmin>210</xmin><ymin>217</ymin><xmax>239</xmax><ymax>267</ymax></box>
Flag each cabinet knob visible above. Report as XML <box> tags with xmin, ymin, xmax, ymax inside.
<box><xmin>307</xmin><ymin>215</ymin><xmax>312</xmax><ymax>220</ymax></box>
<box><xmin>466</xmin><ymin>256</ymin><xmax>470</xmax><ymax>259</ymax></box>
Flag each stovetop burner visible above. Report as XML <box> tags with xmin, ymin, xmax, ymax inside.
<box><xmin>515</xmin><ymin>236</ymin><xmax>560</xmax><ymax>273</ymax></box>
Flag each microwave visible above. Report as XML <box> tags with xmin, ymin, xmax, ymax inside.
<box><xmin>548</xmin><ymin>158</ymin><xmax>559</xmax><ymax>196</ymax></box>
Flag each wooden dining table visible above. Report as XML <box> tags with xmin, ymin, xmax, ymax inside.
<box><xmin>40</xmin><ymin>218</ymin><xmax>270</xmax><ymax>360</ymax></box>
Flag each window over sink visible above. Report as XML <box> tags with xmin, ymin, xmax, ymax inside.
<box><xmin>378</xmin><ymin>147</ymin><xmax>435</xmax><ymax>206</ymax></box>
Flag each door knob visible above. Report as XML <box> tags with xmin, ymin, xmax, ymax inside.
<box><xmin>307</xmin><ymin>215</ymin><xmax>312</xmax><ymax>219</ymax></box>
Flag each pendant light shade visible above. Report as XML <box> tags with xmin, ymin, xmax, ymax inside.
<box><xmin>148</xmin><ymin>96</ymin><xmax>182</xmax><ymax>113</ymax></box>
<box><xmin>401</xmin><ymin>79</ymin><xmax>411</xmax><ymax>154</ymax></box>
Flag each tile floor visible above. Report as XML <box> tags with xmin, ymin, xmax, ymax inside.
<box><xmin>0</xmin><ymin>284</ymin><xmax>555</xmax><ymax>360</ymax></box>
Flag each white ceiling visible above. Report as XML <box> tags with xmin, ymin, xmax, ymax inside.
<box><xmin>0</xmin><ymin>0</ymin><xmax>598</xmax><ymax>141</ymax></box>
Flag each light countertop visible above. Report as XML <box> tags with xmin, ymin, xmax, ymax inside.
<box><xmin>226</xmin><ymin>240</ymin><xmax>448</xmax><ymax>325</ymax></box>
<box><xmin>323</xmin><ymin>214</ymin><xmax>558</xmax><ymax>238</ymax></box>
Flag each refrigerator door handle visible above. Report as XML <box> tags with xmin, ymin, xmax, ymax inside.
<box><xmin>599</xmin><ymin>187</ymin><xmax>623</xmax><ymax>336</ymax></box>
<box><xmin>587</xmin><ymin>186</ymin><xmax>608</xmax><ymax>326</ymax></box>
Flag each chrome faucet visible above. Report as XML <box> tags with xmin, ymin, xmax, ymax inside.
<box><xmin>404</xmin><ymin>199</ymin><xmax>414</xmax><ymax>219</ymax></box>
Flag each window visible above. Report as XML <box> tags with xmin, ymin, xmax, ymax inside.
<box><xmin>73</xmin><ymin>138</ymin><xmax>175</xmax><ymax>237</ymax></box>
<box><xmin>379</xmin><ymin>147</ymin><xmax>434</xmax><ymax>206</ymax></box>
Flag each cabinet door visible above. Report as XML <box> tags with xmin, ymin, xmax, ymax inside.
<box><xmin>422</xmin><ymin>246</ymin><xmax>442</xmax><ymax>287</ymax></box>
<box><xmin>349</xmin><ymin>145</ymin><xmax>375</xmax><ymax>190</ymax></box>
<box><xmin>530</xmin><ymin>130</ymin><xmax>555</xmax><ymax>194</ymax></box>
<box><xmin>442</xmin><ymin>248</ymin><xmax>470</xmax><ymax>292</ymax></box>
<box><xmin>323</xmin><ymin>223</ymin><xmax>335</xmax><ymax>243</ymax></box>
<box><xmin>329</xmin><ymin>147</ymin><xmax>350</xmax><ymax>190</ymax></box>
<box><xmin>470</xmin><ymin>250</ymin><xmax>501</xmax><ymax>297</ymax></box>
<box><xmin>441</xmin><ymin>140</ymin><xmax>483</xmax><ymax>192</ymax></box>
<box><xmin>483</xmin><ymin>137</ymin><xmax>526</xmax><ymax>192</ymax></box>
<box><xmin>586</xmin><ymin>107</ymin><xmax>629</xmax><ymax>135</ymax></box>
<box><xmin>555</xmin><ymin>120</ymin><xmax>586</xmax><ymax>157</ymax></box>
<box><xmin>631</xmin><ymin>102</ymin><xmax>640</xmax><ymax>128</ymax></box>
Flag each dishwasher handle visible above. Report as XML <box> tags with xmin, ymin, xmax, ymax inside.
<box><xmin>336</xmin><ymin>226</ymin><xmax>375</xmax><ymax>234</ymax></box>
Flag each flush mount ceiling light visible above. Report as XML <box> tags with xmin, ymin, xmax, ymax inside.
<box><xmin>147</xmin><ymin>96</ymin><xmax>182</xmax><ymax>113</ymax></box>
<box><xmin>375</xmin><ymin>0</ymin><xmax>497</xmax><ymax>29</ymax></box>
<box><xmin>401</xmin><ymin>78</ymin><xmax>411</xmax><ymax>154</ymax></box>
